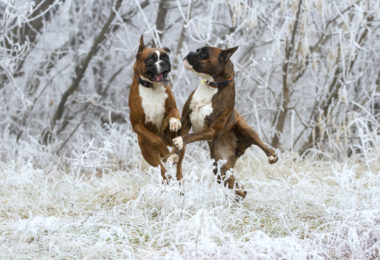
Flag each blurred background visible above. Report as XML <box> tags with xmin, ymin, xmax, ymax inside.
<box><xmin>0</xmin><ymin>0</ymin><xmax>379</xmax><ymax>164</ymax></box>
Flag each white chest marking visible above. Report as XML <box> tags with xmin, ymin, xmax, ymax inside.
<box><xmin>189</xmin><ymin>80</ymin><xmax>217</xmax><ymax>132</ymax></box>
<box><xmin>139</xmin><ymin>84</ymin><xmax>167</xmax><ymax>129</ymax></box>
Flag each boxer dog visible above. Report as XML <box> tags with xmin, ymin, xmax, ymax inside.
<box><xmin>173</xmin><ymin>46</ymin><xmax>278</xmax><ymax>198</ymax></box>
<box><xmin>129</xmin><ymin>35</ymin><xmax>182</xmax><ymax>181</ymax></box>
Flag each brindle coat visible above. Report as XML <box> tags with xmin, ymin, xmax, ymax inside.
<box><xmin>174</xmin><ymin>46</ymin><xmax>278</xmax><ymax>198</ymax></box>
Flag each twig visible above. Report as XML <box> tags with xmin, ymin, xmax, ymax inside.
<box><xmin>44</xmin><ymin>0</ymin><xmax>123</xmax><ymax>144</ymax></box>
<box><xmin>80</xmin><ymin>189</ymin><xmax>125</xmax><ymax>225</ymax></box>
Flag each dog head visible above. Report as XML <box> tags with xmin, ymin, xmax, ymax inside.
<box><xmin>183</xmin><ymin>46</ymin><xmax>238</xmax><ymax>80</ymax></box>
<box><xmin>134</xmin><ymin>35</ymin><xmax>171</xmax><ymax>85</ymax></box>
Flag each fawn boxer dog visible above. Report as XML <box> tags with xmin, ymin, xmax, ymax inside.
<box><xmin>173</xmin><ymin>46</ymin><xmax>278</xmax><ymax>198</ymax></box>
<box><xmin>129</xmin><ymin>35</ymin><xmax>182</xmax><ymax>181</ymax></box>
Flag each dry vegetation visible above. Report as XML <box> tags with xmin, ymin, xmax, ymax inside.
<box><xmin>1</xmin><ymin>0</ymin><xmax>379</xmax><ymax>258</ymax></box>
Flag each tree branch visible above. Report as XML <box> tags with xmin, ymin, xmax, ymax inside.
<box><xmin>42</xmin><ymin>0</ymin><xmax>123</xmax><ymax>144</ymax></box>
<box><xmin>271</xmin><ymin>0</ymin><xmax>303</xmax><ymax>148</ymax></box>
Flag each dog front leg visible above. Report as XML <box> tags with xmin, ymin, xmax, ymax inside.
<box><xmin>167</xmin><ymin>113</ymin><xmax>192</xmax><ymax>181</ymax></box>
<box><xmin>162</xmin><ymin>108</ymin><xmax>181</xmax><ymax>133</ymax></box>
<box><xmin>165</xmin><ymin>113</ymin><xmax>192</xmax><ymax>169</ymax></box>
<box><xmin>173</xmin><ymin>128</ymin><xmax>215</xmax><ymax>150</ymax></box>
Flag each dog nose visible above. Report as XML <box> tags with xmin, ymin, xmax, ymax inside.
<box><xmin>155</xmin><ymin>60</ymin><xmax>171</xmax><ymax>73</ymax></box>
<box><xmin>161</xmin><ymin>62</ymin><xmax>171</xmax><ymax>72</ymax></box>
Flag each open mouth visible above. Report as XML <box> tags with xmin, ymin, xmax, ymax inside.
<box><xmin>153</xmin><ymin>71</ymin><xmax>169</xmax><ymax>83</ymax></box>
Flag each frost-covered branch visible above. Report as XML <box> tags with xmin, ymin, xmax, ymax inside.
<box><xmin>42</xmin><ymin>0</ymin><xmax>123</xmax><ymax>144</ymax></box>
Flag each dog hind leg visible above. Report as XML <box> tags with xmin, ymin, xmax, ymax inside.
<box><xmin>212</xmin><ymin>137</ymin><xmax>247</xmax><ymax>198</ymax></box>
<box><xmin>234</xmin><ymin>114</ymin><xmax>278</xmax><ymax>164</ymax></box>
<box><xmin>138</xmin><ymin>135</ymin><xmax>169</xmax><ymax>180</ymax></box>
<box><xmin>175</xmin><ymin>148</ymin><xmax>185</xmax><ymax>181</ymax></box>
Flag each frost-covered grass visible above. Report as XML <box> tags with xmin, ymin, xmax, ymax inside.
<box><xmin>1</xmin><ymin>129</ymin><xmax>380</xmax><ymax>259</ymax></box>
<box><xmin>1</xmin><ymin>0</ymin><xmax>379</xmax><ymax>258</ymax></box>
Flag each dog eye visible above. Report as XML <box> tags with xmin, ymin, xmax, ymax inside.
<box><xmin>147</xmin><ymin>53</ymin><xmax>158</xmax><ymax>62</ymax></box>
<box><xmin>199</xmin><ymin>49</ymin><xmax>208</xmax><ymax>59</ymax></box>
<box><xmin>196</xmin><ymin>49</ymin><xmax>201</xmax><ymax>54</ymax></box>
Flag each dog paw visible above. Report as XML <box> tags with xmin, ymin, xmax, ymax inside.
<box><xmin>169</xmin><ymin>118</ymin><xmax>181</xmax><ymax>132</ymax></box>
<box><xmin>173</xmin><ymin>136</ymin><xmax>183</xmax><ymax>150</ymax></box>
<box><xmin>233</xmin><ymin>189</ymin><xmax>247</xmax><ymax>202</ymax></box>
<box><xmin>167</xmin><ymin>153</ymin><xmax>179</xmax><ymax>164</ymax></box>
<box><xmin>268</xmin><ymin>153</ymin><xmax>278</xmax><ymax>164</ymax></box>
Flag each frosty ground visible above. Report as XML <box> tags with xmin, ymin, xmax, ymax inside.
<box><xmin>1</xmin><ymin>127</ymin><xmax>379</xmax><ymax>259</ymax></box>
<box><xmin>1</xmin><ymin>0</ymin><xmax>379</xmax><ymax>259</ymax></box>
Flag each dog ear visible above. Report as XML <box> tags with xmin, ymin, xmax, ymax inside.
<box><xmin>163</xmin><ymin>47</ymin><xmax>170</xmax><ymax>53</ymax></box>
<box><xmin>137</xmin><ymin>35</ymin><xmax>145</xmax><ymax>54</ymax></box>
<box><xmin>219</xmin><ymin>46</ymin><xmax>238</xmax><ymax>63</ymax></box>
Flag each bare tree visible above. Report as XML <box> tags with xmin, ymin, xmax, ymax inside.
<box><xmin>0</xmin><ymin>0</ymin><xmax>378</xmax><ymax>158</ymax></box>
<box><xmin>271</xmin><ymin>0</ymin><xmax>303</xmax><ymax>149</ymax></box>
<box><xmin>1</xmin><ymin>0</ymin><xmax>63</xmax><ymax>85</ymax></box>
<box><xmin>41</xmin><ymin>0</ymin><xmax>123</xmax><ymax>144</ymax></box>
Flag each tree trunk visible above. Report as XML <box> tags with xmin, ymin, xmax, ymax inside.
<box><xmin>41</xmin><ymin>0</ymin><xmax>123</xmax><ymax>144</ymax></box>
<box><xmin>271</xmin><ymin>0</ymin><xmax>303</xmax><ymax>148</ymax></box>
<box><xmin>154</xmin><ymin>0</ymin><xmax>169</xmax><ymax>46</ymax></box>
<box><xmin>299</xmin><ymin>15</ymin><xmax>373</xmax><ymax>154</ymax></box>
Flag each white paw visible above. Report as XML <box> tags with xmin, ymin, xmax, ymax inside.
<box><xmin>173</xmin><ymin>136</ymin><xmax>183</xmax><ymax>150</ymax></box>
<box><xmin>169</xmin><ymin>118</ymin><xmax>181</xmax><ymax>132</ymax></box>
<box><xmin>268</xmin><ymin>155</ymin><xmax>278</xmax><ymax>164</ymax></box>
<box><xmin>167</xmin><ymin>153</ymin><xmax>179</xmax><ymax>164</ymax></box>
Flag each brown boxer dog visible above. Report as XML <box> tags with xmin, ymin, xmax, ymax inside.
<box><xmin>173</xmin><ymin>46</ymin><xmax>278</xmax><ymax>198</ymax></box>
<box><xmin>129</xmin><ymin>35</ymin><xmax>182</xmax><ymax>181</ymax></box>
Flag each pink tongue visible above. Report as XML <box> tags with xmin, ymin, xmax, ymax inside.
<box><xmin>155</xmin><ymin>73</ymin><xmax>163</xmax><ymax>81</ymax></box>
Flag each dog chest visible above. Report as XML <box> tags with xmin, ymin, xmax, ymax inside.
<box><xmin>189</xmin><ymin>80</ymin><xmax>218</xmax><ymax>132</ymax></box>
<box><xmin>138</xmin><ymin>84</ymin><xmax>168</xmax><ymax>129</ymax></box>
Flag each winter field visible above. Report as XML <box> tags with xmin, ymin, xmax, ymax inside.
<box><xmin>1</xmin><ymin>131</ymin><xmax>380</xmax><ymax>259</ymax></box>
<box><xmin>1</xmin><ymin>0</ymin><xmax>380</xmax><ymax>259</ymax></box>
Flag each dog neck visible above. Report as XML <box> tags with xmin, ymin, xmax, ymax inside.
<box><xmin>136</xmin><ymin>73</ymin><xmax>168</xmax><ymax>89</ymax></box>
<box><xmin>206</xmin><ymin>78</ymin><xmax>233</xmax><ymax>89</ymax></box>
<box><xmin>138</xmin><ymin>76</ymin><xmax>154</xmax><ymax>88</ymax></box>
<box><xmin>135</xmin><ymin>73</ymin><xmax>154</xmax><ymax>88</ymax></box>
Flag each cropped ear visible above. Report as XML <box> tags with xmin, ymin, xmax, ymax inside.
<box><xmin>163</xmin><ymin>47</ymin><xmax>170</xmax><ymax>53</ymax></box>
<box><xmin>137</xmin><ymin>34</ymin><xmax>145</xmax><ymax>54</ymax></box>
<box><xmin>219</xmin><ymin>46</ymin><xmax>239</xmax><ymax>63</ymax></box>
